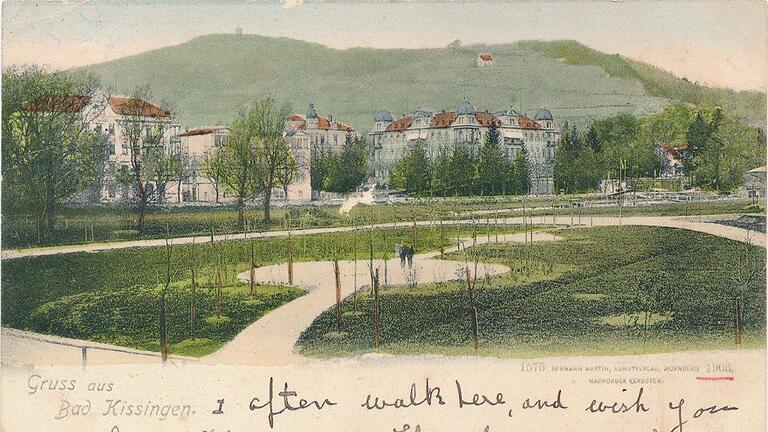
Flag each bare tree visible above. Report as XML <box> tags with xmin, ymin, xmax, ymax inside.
<box><xmin>217</xmin><ymin>115</ymin><xmax>262</xmax><ymax>228</ymax></box>
<box><xmin>115</xmin><ymin>87</ymin><xmax>176</xmax><ymax>236</ymax></box>
<box><xmin>218</xmin><ymin>99</ymin><xmax>293</xmax><ymax>226</ymax></box>
<box><xmin>276</xmin><ymin>152</ymin><xmax>297</xmax><ymax>201</ymax></box>
<box><xmin>249</xmin><ymin>99</ymin><xmax>293</xmax><ymax>225</ymax></box>
<box><xmin>174</xmin><ymin>147</ymin><xmax>195</xmax><ymax>203</ymax></box>
<box><xmin>201</xmin><ymin>150</ymin><xmax>226</xmax><ymax>203</ymax></box>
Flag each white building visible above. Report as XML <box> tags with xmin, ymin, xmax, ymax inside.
<box><xmin>176</xmin><ymin>125</ymin><xmax>311</xmax><ymax>204</ymax></box>
<box><xmin>368</xmin><ymin>101</ymin><xmax>560</xmax><ymax>194</ymax></box>
<box><xmin>175</xmin><ymin>126</ymin><xmax>230</xmax><ymax>203</ymax></box>
<box><xmin>285</xmin><ymin>103</ymin><xmax>359</xmax><ymax>155</ymax></box>
<box><xmin>25</xmin><ymin>91</ymin><xmax>183</xmax><ymax>203</ymax></box>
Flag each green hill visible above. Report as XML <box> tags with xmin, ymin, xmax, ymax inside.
<box><xmin>515</xmin><ymin>40</ymin><xmax>766</xmax><ymax>126</ymax></box>
<box><xmin>78</xmin><ymin>34</ymin><xmax>764</xmax><ymax>130</ymax></box>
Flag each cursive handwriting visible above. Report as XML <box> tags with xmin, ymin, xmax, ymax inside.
<box><xmin>361</xmin><ymin>379</ymin><xmax>445</xmax><ymax>410</ymax></box>
<box><xmin>586</xmin><ymin>387</ymin><xmax>649</xmax><ymax>414</ymax></box>
<box><xmin>455</xmin><ymin>380</ymin><xmax>506</xmax><ymax>408</ymax></box>
<box><xmin>249</xmin><ymin>377</ymin><xmax>336</xmax><ymax>428</ymax></box>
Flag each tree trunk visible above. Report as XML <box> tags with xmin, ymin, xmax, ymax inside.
<box><xmin>283</xmin><ymin>185</ymin><xmax>289</xmax><ymax>202</ymax></box>
<box><xmin>159</xmin><ymin>292</ymin><xmax>168</xmax><ymax>362</ymax></box>
<box><xmin>236</xmin><ymin>196</ymin><xmax>245</xmax><ymax>229</ymax></box>
<box><xmin>263</xmin><ymin>189</ymin><xmax>272</xmax><ymax>225</ymax></box>
<box><xmin>137</xmin><ymin>198</ymin><xmax>146</xmax><ymax>237</ymax></box>
<box><xmin>44</xmin><ymin>208</ymin><xmax>56</xmax><ymax>241</ymax></box>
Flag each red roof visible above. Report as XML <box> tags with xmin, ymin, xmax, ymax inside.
<box><xmin>475</xmin><ymin>112</ymin><xmax>501</xmax><ymax>127</ymax></box>
<box><xmin>288</xmin><ymin>114</ymin><xmax>354</xmax><ymax>132</ymax></box>
<box><xmin>478</xmin><ymin>54</ymin><xmax>494</xmax><ymax>62</ymax></box>
<box><xmin>386</xmin><ymin>116</ymin><xmax>413</xmax><ymax>132</ymax></box>
<box><xmin>661</xmin><ymin>146</ymin><xmax>686</xmax><ymax>162</ymax></box>
<box><xmin>392</xmin><ymin>111</ymin><xmax>536</xmax><ymax>130</ymax></box>
<box><xmin>23</xmin><ymin>95</ymin><xmax>92</xmax><ymax>113</ymax></box>
<box><xmin>178</xmin><ymin>128</ymin><xmax>216</xmax><ymax>137</ymax></box>
<box><xmin>518</xmin><ymin>116</ymin><xmax>541</xmax><ymax>129</ymax></box>
<box><xmin>109</xmin><ymin>97</ymin><xmax>170</xmax><ymax>118</ymax></box>
<box><xmin>430</xmin><ymin>112</ymin><xmax>458</xmax><ymax>128</ymax></box>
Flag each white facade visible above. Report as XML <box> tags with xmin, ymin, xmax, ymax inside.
<box><xmin>285</xmin><ymin>103</ymin><xmax>359</xmax><ymax>155</ymax></box>
<box><xmin>369</xmin><ymin>102</ymin><xmax>560</xmax><ymax>194</ymax></box>
<box><xmin>43</xmin><ymin>92</ymin><xmax>183</xmax><ymax>203</ymax></box>
<box><xmin>176</xmin><ymin>127</ymin><xmax>230</xmax><ymax>203</ymax></box>
<box><xmin>176</xmin><ymin>126</ymin><xmax>311</xmax><ymax>203</ymax></box>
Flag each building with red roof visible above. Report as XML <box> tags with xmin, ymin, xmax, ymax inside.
<box><xmin>368</xmin><ymin>101</ymin><xmax>560</xmax><ymax>194</ymax></box>
<box><xmin>476</xmin><ymin>53</ymin><xmax>495</xmax><ymax>67</ymax></box>
<box><xmin>25</xmin><ymin>91</ymin><xmax>181</xmax><ymax>203</ymax></box>
<box><xmin>285</xmin><ymin>103</ymin><xmax>359</xmax><ymax>154</ymax></box>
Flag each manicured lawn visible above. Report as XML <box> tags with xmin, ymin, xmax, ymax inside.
<box><xmin>2</xmin><ymin>224</ymin><xmax>530</xmax><ymax>356</ymax></box>
<box><xmin>297</xmin><ymin>226</ymin><xmax>766</xmax><ymax>358</ymax></box>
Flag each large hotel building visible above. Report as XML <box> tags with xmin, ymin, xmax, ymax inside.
<box><xmin>368</xmin><ymin>101</ymin><xmax>560</xmax><ymax>194</ymax></box>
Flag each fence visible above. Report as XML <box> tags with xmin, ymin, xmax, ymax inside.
<box><xmin>2</xmin><ymin>329</ymin><xmax>194</xmax><ymax>368</ymax></box>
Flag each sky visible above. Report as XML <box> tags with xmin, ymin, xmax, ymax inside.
<box><xmin>2</xmin><ymin>0</ymin><xmax>766</xmax><ymax>92</ymax></box>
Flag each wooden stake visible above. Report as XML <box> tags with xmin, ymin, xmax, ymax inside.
<box><xmin>373</xmin><ymin>268</ymin><xmax>381</xmax><ymax>349</ymax></box>
<box><xmin>190</xmin><ymin>241</ymin><xmax>197</xmax><ymax>339</ymax></box>
<box><xmin>439</xmin><ymin>219</ymin><xmax>445</xmax><ymax>258</ymax></box>
<box><xmin>287</xmin><ymin>234</ymin><xmax>294</xmax><ymax>285</ymax></box>
<box><xmin>353</xmin><ymin>224</ymin><xmax>358</xmax><ymax>312</ymax></box>
<box><xmin>734</xmin><ymin>297</ymin><xmax>742</xmax><ymax>345</ymax></box>
<box><xmin>250</xmin><ymin>239</ymin><xmax>256</xmax><ymax>296</ymax></box>
<box><xmin>464</xmin><ymin>267</ymin><xmax>480</xmax><ymax>350</ymax></box>
<box><xmin>334</xmin><ymin>259</ymin><xmax>342</xmax><ymax>331</ymax></box>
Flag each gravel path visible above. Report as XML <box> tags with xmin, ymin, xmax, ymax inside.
<box><xmin>2</xmin><ymin>214</ymin><xmax>764</xmax><ymax>260</ymax></box>
<box><xmin>201</xmin><ymin>231</ymin><xmax>560</xmax><ymax>365</ymax></box>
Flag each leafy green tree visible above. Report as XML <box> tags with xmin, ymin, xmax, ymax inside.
<box><xmin>430</xmin><ymin>149</ymin><xmax>452</xmax><ymax>196</ymax></box>
<box><xmin>245</xmin><ymin>98</ymin><xmax>293</xmax><ymax>224</ymax></box>
<box><xmin>692</xmin><ymin>111</ymin><xmax>765</xmax><ymax>191</ymax></box>
<box><xmin>310</xmin><ymin>148</ymin><xmax>329</xmax><ymax>192</ymax></box>
<box><xmin>586</xmin><ymin>125</ymin><xmax>601</xmax><ymax>153</ymax></box>
<box><xmin>216</xmin><ymin>111</ymin><xmax>262</xmax><ymax>228</ymax></box>
<box><xmin>390</xmin><ymin>144</ymin><xmax>431</xmax><ymax>195</ymax></box>
<box><xmin>477</xmin><ymin>122</ymin><xmax>506</xmax><ymax>195</ymax></box>
<box><xmin>449</xmin><ymin>144</ymin><xmax>476</xmax><ymax>196</ymax></box>
<box><xmin>512</xmin><ymin>147</ymin><xmax>531</xmax><ymax>194</ymax></box>
<box><xmin>686</xmin><ymin>112</ymin><xmax>709</xmax><ymax>161</ymax></box>
<box><xmin>334</xmin><ymin>134</ymin><xmax>368</xmax><ymax>192</ymax></box>
<box><xmin>115</xmin><ymin>87</ymin><xmax>177</xmax><ymax>236</ymax></box>
<box><xmin>315</xmin><ymin>135</ymin><xmax>368</xmax><ymax>193</ymax></box>
<box><xmin>2</xmin><ymin>65</ymin><xmax>106</xmax><ymax>240</ymax></box>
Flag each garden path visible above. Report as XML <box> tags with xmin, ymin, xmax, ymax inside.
<box><xmin>200</xmin><ymin>231</ymin><xmax>560</xmax><ymax>365</ymax></box>
<box><xmin>2</xmin><ymin>214</ymin><xmax>764</xmax><ymax>260</ymax></box>
<box><xmin>3</xmin><ymin>215</ymin><xmax>764</xmax><ymax>366</ymax></box>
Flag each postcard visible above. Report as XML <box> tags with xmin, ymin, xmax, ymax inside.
<box><xmin>1</xmin><ymin>1</ymin><xmax>766</xmax><ymax>431</ymax></box>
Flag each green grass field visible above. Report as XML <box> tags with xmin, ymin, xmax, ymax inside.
<box><xmin>2</xmin><ymin>224</ymin><xmax>528</xmax><ymax>356</ymax></box>
<box><xmin>2</xmin><ymin>197</ymin><xmax>761</xmax><ymax>249</ymax></box>
<box><xmin>297</xmin><ymin>226</ymin><xmax>766</xmax><ymax>358</ymax></box>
